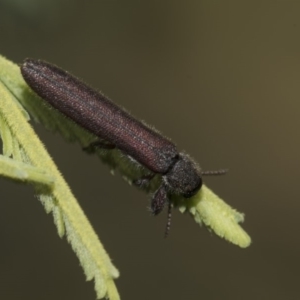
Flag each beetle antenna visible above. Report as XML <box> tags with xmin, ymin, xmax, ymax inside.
<box><xmin>202</xmin><ymin>169</ymin><xmax>228</xmax><ymax>176</ymax></box>
<box><xmin>164</xmin><ymin>201</ymin><xmax>172</xmax><ymax>238</ymax></box>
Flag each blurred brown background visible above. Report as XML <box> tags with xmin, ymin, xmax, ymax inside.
<box><xmin>0</xmin><ymin>1</ymin><xmax>299</xmax><ymax>299</ymax></box>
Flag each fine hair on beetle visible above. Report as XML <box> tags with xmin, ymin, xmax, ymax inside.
<box><xmin>21</xmin><ymin>58</ymin><xmax>227</xmax><ymax>237</ymax></box>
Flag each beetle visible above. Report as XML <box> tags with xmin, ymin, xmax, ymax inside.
<box><xmin>21</xmin><ymin>58</ymin><xmax>227</xmax><ymax>235</ymax></box>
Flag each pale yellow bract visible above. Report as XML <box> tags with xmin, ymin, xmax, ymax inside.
<box><xmin>178</xmin><ymin>186</ymin><xmax>251</xmax><ymax>248</ymax></box>
<box><xmin>0</xmin><ymin>55</ymin><xmax>120</xmax><ymax>300</ymax></box>
<box><xmin>0</xmin><ymin>54</ymin><xmax>251</xmax><ymax>300</ymax></box>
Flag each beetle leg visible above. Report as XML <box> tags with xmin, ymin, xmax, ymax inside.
<box><xmin>133</xmin><ymin>173</ymin><xmax>155</xmax><ymax>188</ymax></box>
<box><xmin>151</xmin><ymin>184</ymin><xmax>168</xmax><ymax>215</ymax></box>
<box><xmin>83</xmin><ymin>140</ymin><xmax>116</xmax><ymax>153</ymax></box>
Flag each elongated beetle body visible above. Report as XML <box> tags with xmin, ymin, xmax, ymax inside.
<box><xmin>21</xmin><ymin>58</ymin><xmax>226</xmax><ymax>235</ymax></box>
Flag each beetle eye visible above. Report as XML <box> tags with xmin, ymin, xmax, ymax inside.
<box><xmin>183</xmin><ymin>179</ymin><xmax>202</xmax><ymax>198</ymax></box>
